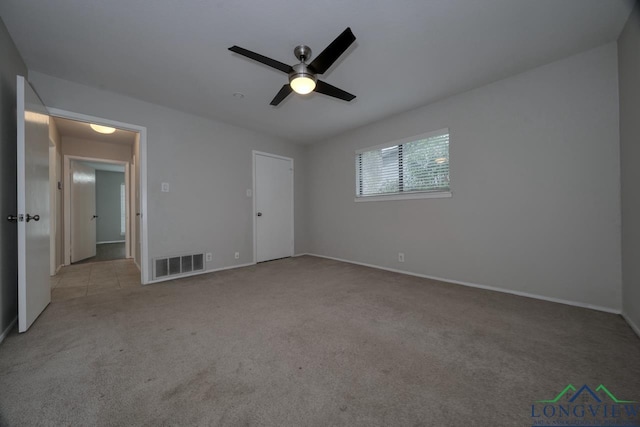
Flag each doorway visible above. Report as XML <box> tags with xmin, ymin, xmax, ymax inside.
<box><xmin>46</xmin><ymin>111</ymin><xmax>149</xmax><ymax>285</ymax></box>
<box><xmin>67</xmin><ymin>158</ymin><xmax>129</xmax><ymax>264</ymax></box>
<box><xmin>253</xmin><ymin>151</ymin><xmax>294</xmax><ymax>263</ymax></box>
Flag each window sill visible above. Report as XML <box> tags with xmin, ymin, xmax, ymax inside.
<box><xmin>354</xmin><ymin>191</ymin><xmax>451</xmax><ymax>202</ymax></box>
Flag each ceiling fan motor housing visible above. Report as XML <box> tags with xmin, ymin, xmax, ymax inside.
<box><xmin>289</xmin><ymin>62</ymin><xmax>317</xmax><ymax>85</ymax></box>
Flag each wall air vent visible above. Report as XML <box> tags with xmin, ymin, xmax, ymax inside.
<box><xmin>153</xmin><ymin>253</ymin><xmax>205</xmax><ymax>280</ymax></box>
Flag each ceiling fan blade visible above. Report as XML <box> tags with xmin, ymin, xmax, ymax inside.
<box><xmin>308</xmin><ymin>28</ymin><xmax>356</xmax><ymax>75</ymax></box>
<box><xmin>228</xmin><ymin>46</ymin><xmax>293</xmax><ymax>74</ymax></box>
<box><xmin>314</xmin><ymin>80</ymin><xmax>356</xmax><ymax>102</ymax></box>
<box><xmin>270</xmin><ymin>84</ymin><xmax>293</xmax><ymax>106</ymax></box>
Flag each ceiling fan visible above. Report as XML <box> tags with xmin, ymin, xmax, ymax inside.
<box><xmin>229</xmin><ymin>28</ymin><xmax>356</xmax><ymax>106</ymax></box>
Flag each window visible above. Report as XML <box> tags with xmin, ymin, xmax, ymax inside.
<box><xmin>120</xmin><ymin>183</ymin><xmax>126</xmax><ymax>235</ymax></box>
<box><xmin>355</xmin><ymin>128</ymin><xmax>450</xmax><ymax>201</ymax></box>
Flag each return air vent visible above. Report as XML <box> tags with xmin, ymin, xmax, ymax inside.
<box><xmin>153</xmin><ymin>253</ymin><xmax>205</xmax><ymax>280</ymax></box>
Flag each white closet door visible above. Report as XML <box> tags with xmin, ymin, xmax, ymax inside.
<box><xmin>255</xmin><ymin>153</ymin><xmax>294</xmax><ymax>262</ymax></box>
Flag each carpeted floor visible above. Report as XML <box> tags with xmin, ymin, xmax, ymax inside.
<box><xmin>0</xmin><ymin>256</ymin><xmax>638</xmax><ymax>426</ymax></box>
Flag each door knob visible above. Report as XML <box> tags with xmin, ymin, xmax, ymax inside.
<box><xmin>25</xmin><ymin>214</ymin><xmax>40</xmax><ymax>222</ymax></box>
<box><xmin>6</xmin><ymin>214</ymin><xmax>18</xmax><ymax>222</ymax></box>
<box><xmin>256</xmin><ymin>212</ymin><xmax>262</xmax><ymax>216</ymax></box>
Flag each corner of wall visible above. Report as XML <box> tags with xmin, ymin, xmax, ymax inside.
<box><xmin>618</xmin><ymin>0</ymin><xmax>640</xmax><ymax>338</ymax></box>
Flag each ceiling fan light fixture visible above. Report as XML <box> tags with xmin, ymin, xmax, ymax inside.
<box><xmin>289</xmin><ymin>63</ymin><xmax>317</xmax><ymax>95</ymax></box>
<box><xmin>90</xmin><ymin>124</ymin><xmax>116</xmax><ymax>134</ymax></box>
<box><xmin>290</xmin><ymin>76</ymin><xmax>316</xmax><ymax>95</ymax></box>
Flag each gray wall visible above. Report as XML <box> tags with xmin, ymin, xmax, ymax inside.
<box><xmin>0</xmin><ymin>18</ymin><xmax>27</xmax><ymax>339</ymax></box>
<box><xmin>95</xmin><ymin>170</ymin><xmax>125</xmax><ymax>243</ymax></box>
<box><xmin>619</xmin><ymin>2</ymin><xmax>640</xmax><ymax>333</ymax></box>
<box><xmin>30</xmin><ymin>71</ymin><xmax>309</xmax><ymax>280</ymax></box>
<box><xmin>307</xmin><ymin>43</ymin><xmax>622</xmax><ymax>311</ymax></box>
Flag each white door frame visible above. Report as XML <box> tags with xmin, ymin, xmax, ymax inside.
<box><xmin>64</xmin><ymin>155</ymin><xmax>130</xmax><ymax>263</ymax></box>
<box><xmin>130</xmin><ymin>154</ymin><xmax>137</xmax><ymax>268</ymax></box>
<box><xmin>252</xmin><ymin>150</ymin><xmax>294</xmax><ymax>264</ymax></box>
<box><xmin>48</xmin><ymin>108</ymin><xmax>150</xmax><ymax>284</ymax></box>
<box><xmin>48</xmin><ymin>143</ymin><xmax>57</xmax><ymax>276</ymax></box>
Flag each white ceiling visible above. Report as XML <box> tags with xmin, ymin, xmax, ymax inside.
<box><xmin>1</xmin><ymin>0</ymin><xmax>634</xmax><ymax>144</ymax></box>
<box><xmin>53</xmin><ymin>117</ymin><xmax>137</xmax><ymax>146</ymax></box>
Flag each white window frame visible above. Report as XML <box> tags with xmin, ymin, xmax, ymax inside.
<box><xmin>354</xmin><ymin>128</ymin><xmax>451</xmax><ymax>202</ymax></box>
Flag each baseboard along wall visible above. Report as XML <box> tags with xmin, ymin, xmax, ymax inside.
<box><xmin>145</xmin><ymin>262</ymin><xmax>255</xmax><ymax>285</ymax></box>
<box><xmin>0</xmin><ymin>317</ymin><xmax>17</xmax><ymax>345</ymax></box>
<box><xmin>622</xmin><ymin>313</ymin><xmax>640</xmax><ymax>339</ymax></box>
<box><xmin>303</xmin><ymin>253</ymin><xmax>621</xmax><ymax>315</ymax></box>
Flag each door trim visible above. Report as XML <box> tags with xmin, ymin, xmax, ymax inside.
<box><xmin>252</xmin><ymin>151</ymin><xmax>294</xmax><ymax>264</ymax></box>
<box><xmin>64</xmin><ymin>156</ymin><xmax>130</xmax><ymax>264</ymax></box>
<box><xmin>48</xmin><ymin>108</ymin><xmax>149</xmax><ymax>284</ymax></box>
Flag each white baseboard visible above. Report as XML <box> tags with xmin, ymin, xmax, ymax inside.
<box><xmin>305</xmin><ymin>253</ymin><xmax>621</xmax><ymax>315</ymax></box>
<box><xmin>145</xmin><ymin>262</ymin><xmax>256</xmax><ymax>285</ymax></box>
<box><xmin>622</xmin><ymin>313</ymin><xmax>640</xmax><ymax>339</ymax></box>
<box><xmin>55</xmin><ymin>264</ymin><xmax>64</xmax><ymax>274</ymax></box>
<box><xmin>0</xmin><ymin>317</ymin><xmax>17</xmax><ymax>345</ymax></box>
<box><xmin>97</xmin><ymin>240</ymin><xmax>125</xmax><ymax>244</ymax></box>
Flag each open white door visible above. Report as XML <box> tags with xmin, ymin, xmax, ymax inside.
<box><xmin>70</xmin><ymin>161</ymin><xmax>97</xmax><ymax>263</ymax></box>
<box><xmin>16</xmin><ymin>75</ymin><xmax>51</xmax><ymax>333</ymax></box>
<box><xmin>254</xmin><ymin>152</ymin><xmax>294</xmax><ymax>263</ymax></box>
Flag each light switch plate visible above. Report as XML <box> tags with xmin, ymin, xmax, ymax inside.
<box><xmin>246</xmin><ymin>189</ymin><xmax>252</xmax><ymax>197</ymax></box>
<box><xmin>161</xmin><ymin>182</ymin><xmax>169</xmax><ymax>192</ymax></box>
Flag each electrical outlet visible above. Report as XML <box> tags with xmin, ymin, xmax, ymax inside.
<box><xmin>246</xmin><ymin>189</ymin><xmax>252</xmax><ymax>197</ymax></box>
<box><xmin>398</xmin><ymin>252</ymin><xmax>405</xmax><ymax>262</ymax></box>
<box><xmin>234</xmin><ymin>252</ymin><xmax>240</xmax><ymax>259</ymax></box>
<box><xmin>206</xmin><ymin>253</ymin><xmax>212</xmax><ymax>262</ymax></box>
<box><xmin>161</xmin><ymin>182</ymin><xmax>170</xmax><ymax>192</ymax></box>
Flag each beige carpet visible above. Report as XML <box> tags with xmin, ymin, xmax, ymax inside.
<box><xmin>0</xmin><ymin>256</ymin><xmax>638</xmax><ymax>426</ymax></box>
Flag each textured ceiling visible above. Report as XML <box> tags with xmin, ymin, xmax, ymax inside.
<box><xmin>1</xmin><ymin>0</ymin><xmax>634</xmax><ymax>144</ymax></box>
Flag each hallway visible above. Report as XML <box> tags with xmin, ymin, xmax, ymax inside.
<box><xmin>51</xmin><ymin>259</ymin><xmax>141</xmax><ymax>302</ymax></box>
<box><xmin>73</xmin><ymin>242</ymin><xmax>126</xmax><ymax>265</ymax></box>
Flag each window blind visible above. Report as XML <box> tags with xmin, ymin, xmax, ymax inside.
<box><xmin>356</xmin><ymin>129</ymin><xmax>449</xmax><ymax>197</ymax></box>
